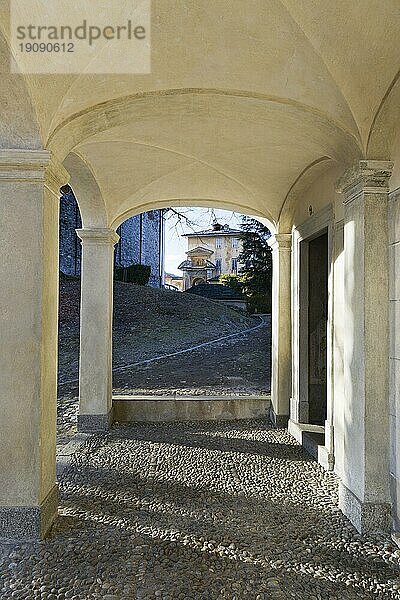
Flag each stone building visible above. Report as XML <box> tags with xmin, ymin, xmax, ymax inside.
<box><xmin>178</xmin><ymin>247</ymin><xmax>216</xmax><ymax>290</ymax></box>
<box><xmin>3</xmin><ymin>1</ymin><xmax>400</xmax><ymax>542</ymax></box>
<box><xmin>60</xmin><ymin>187</ymin><xmax>165</xmax><ymax>288</ymax></box>
<box><xmin>178</xmin><ymin>221</ymin><xmax>243</xmax><ymax>290</ymax></box>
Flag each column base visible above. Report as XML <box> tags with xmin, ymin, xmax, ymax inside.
<box><xmin>339</xmin><ymin>482</ymin><xmax>391</xmax><ymax>534</ymax></box>
<box><xmin>269</xmin><ymin>406</ymin><xmax>289</xmax><ymax>428</ymax></box>
<box><xmin>78</xmin><ymin>409</ymin><xmax>113</xmax><ymax>432</ymax></box>
<box><xmin>0</xmin><ymin>484</ymin><xmax>58</xmax><ymax>540</ymax></box>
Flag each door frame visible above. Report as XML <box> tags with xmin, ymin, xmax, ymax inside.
<box><xmin>289</xmin><ymin>205</ymin><xmax>335</xmax><ymax>470</ymax></box>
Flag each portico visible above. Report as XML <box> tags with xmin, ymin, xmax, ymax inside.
<box><xmin>1</xmin><ymin>1</ymin><xmax>400</xmax><ymax>541</ymax></box>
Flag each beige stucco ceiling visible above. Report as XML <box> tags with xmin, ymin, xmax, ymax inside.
<box><xmin>1</xmin><ymin>0</ymin><xmax>399</xmax><ymax>226</ymax></box>
<box><xmin>66</xmin><ymin>92</ymin><xmax>360</xmax><ymax>227</ymax></box>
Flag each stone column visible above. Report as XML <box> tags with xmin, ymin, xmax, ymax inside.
<box><xmin>338</xmin><ymin>160</ymin><xmax>393</xmax><ymax>533</ymax></box>
<box><xmin>267</xmin><ymin>234</ymin><xmax>292</xmax><ymax>426</ymax></box>
<box><xmin>76</xmin><ymin>228</ymin><xmax>119</xmax><ymax>431</ymax></box>
<box><xmin>0</xmin><ymin>149</ymin><xmax>69</xmax><ymax>539</ymax></box>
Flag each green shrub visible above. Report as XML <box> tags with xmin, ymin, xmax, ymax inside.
<box><xmin>219</xmin><ymin>272</ymin><xmax>271</xmax><ymax>314</ymax></box>
<box><xmin>219</xmin><ymin>273</ymin><xmax>243</xmax><ymax>293</ymax></box>
<box><xmin>60</xmin><ymin>271</ymin><xmax>80</xmax><ymax>281</ymax></box>
<box><xmin>115</xmin><ymin>264</ymin><xmax>151</xmax><ymax>286</ymax></box>
<box><xmin>246</xmin><ymin>292</ymin><xmax>271</xmax><ymax>314</ymax></box>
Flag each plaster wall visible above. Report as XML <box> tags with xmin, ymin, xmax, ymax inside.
<box><xmin>288</xmin><ymin>165</ymin><xmax>344</xmax><ymax>230</ymax></box>
<box><xmin>389</xmin><ymin>159</ymin><xmax>400</xmax><ymax>530</ymax></box>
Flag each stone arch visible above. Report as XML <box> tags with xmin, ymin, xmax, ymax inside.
<box><xmin>63</xmin><ymin>152</ymin><xmax>108</xmax><ymax>228</ymax></box>
<box><xmin>43</xmin><ymin>89</ymin><xmax>361</xmax><ymax>242</ymax></box>
<box><xmin>111</xmin><ymin>198</ymin><xmax>276</xmax><ymax>234</ymax></box>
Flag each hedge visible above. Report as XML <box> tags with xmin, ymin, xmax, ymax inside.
<box><xmin>114</xmin><ymin>263</ymin><xmax>151</xmax><ymax>286</ymax></box>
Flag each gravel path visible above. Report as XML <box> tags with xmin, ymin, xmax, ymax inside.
<box><xmin>2</xmin><ymin>420</ymin><xmax>400</xmax><ymax>599</ymax></box>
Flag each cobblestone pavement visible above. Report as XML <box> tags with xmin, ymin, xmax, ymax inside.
<box><xmin>2</xmin><ymin>420</ymin><xmax>400</xmax><ymax>599</ymax></box>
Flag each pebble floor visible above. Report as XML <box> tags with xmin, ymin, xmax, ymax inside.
<box><xmin>1</xmin><ymin>420</ymin><xmax>400</xmax><ymax>599</ymax></box>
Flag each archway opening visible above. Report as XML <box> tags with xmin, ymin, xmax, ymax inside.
<box><xmin>57</xmin><ymin>198</ymin><xmax>273</xmax><ymax>442</ymax></box>
<box><xmin>112</xmin><ymin>206</ymin><xmax>272</xmax><ymax>423</ymax></box>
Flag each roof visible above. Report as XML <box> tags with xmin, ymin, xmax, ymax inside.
<box><xmin>186</xmin><ymin>246</ymin><xmax>214</xmax><ymax>256</ymax></box>
<box><xmin>178</xmin><ymin>260</ymin><xmax>216</xmax><ymax>271</ymax></box>
<box><xmin>182</xmin><ymin>225</ymin><xmax>242</xmax><ymax>237</ymax></box>
<box><xmin>185</xmin><ymin>283</ymin><xmax>245</xmax><ymax>301</ymax></box>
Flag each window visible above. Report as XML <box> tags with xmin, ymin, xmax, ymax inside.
<box><xmin>231</xmin><ymin>258</ymin><xmax>238</xmax><ymax>273</ymax></box>
<box><xmin>215</xmin><ymin>237</ymin><xmax>222</xmax><ymax>249</ymax></box>
<box><xmin>215</xmin><ymin>258</ymin><xmax>222</xmax><ymax>273</ymax></box>
<box><xmin>232</xmin><ymin>238</ymin><xmax>239</xmax><ymax>249</ymax></box>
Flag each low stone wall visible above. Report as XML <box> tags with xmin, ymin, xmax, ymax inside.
<box><xmin>113</xmin><ymin>394</ymin><xmax>270</xmax><ymax>422</ymax></box>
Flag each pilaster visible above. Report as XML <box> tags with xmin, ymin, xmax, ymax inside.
<box><xmin>337</xmin><ymin>159</ymin><xmax>393</xmax><ymax>533</ymax></box>
<box><xmin>0</xmin><ymin>149</ymin><xmax>69</xmax><ymax>539</ymax></box>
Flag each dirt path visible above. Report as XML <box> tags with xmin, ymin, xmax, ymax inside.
<box><xmin>57</xmin><ymin>313</ymin><xmax>271</xmax><ymax>447</ymax></box>
<box><xmin>112</xmin><ymin>315</ymin><xmax>271</xmax><ymax>396</ymax></box>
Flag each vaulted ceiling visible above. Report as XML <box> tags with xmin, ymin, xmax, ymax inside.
<box><xmin>1</xmin><ymin>0</ymin><xmax>399</xmax><ymax>227</ymax></box>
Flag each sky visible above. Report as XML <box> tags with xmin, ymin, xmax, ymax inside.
<box><xmin>164</xmin><ymin>207</ymin><xmax>242</xmax><ymax>275</ymax></box>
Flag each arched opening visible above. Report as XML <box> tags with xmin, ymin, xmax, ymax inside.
<box><xmin>57</xmin><ymin>199</ymin><xmax>273</xmax><ymax>440</ymax></box>
<box><xmin>1</xmin><ymin>3</ymin><xmax>400</xmax><ymax>580</ymax></box>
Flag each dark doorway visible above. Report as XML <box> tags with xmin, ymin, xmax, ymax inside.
<box><xmin>308</xmin><ymin>231</ymin><xmax>328</xmax><ymax>425</ymax></box>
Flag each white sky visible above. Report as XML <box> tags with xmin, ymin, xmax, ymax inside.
<box><xmin>164</xmin><ymin>207</ymin><xmax>242</xmax><ymax>275</ymax></box>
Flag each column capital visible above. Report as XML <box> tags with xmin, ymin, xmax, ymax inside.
<box><xmin>0</xmin><ymin>149</ymin><xmax>69</xmax><ymax>194</ymax></box>
<box><xmin>76</xmin><ymin>228</ymin><xmax>120</xmax><ymax>246</ymax></box>
<box><xmin>337</xmin><ymin>160</ymin><xmax>393</xmax><ymax>204</ymax></box>
<box><xmin>267</xmin><ymin>233</ymin><xmax>292</xmax><ymax>252</ymax></box>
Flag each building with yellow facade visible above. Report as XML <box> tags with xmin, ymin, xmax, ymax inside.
<box><xmin>178</xmin><ymin>221</ymin><xmax>243</xmax><ymax>290</ymax></box>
